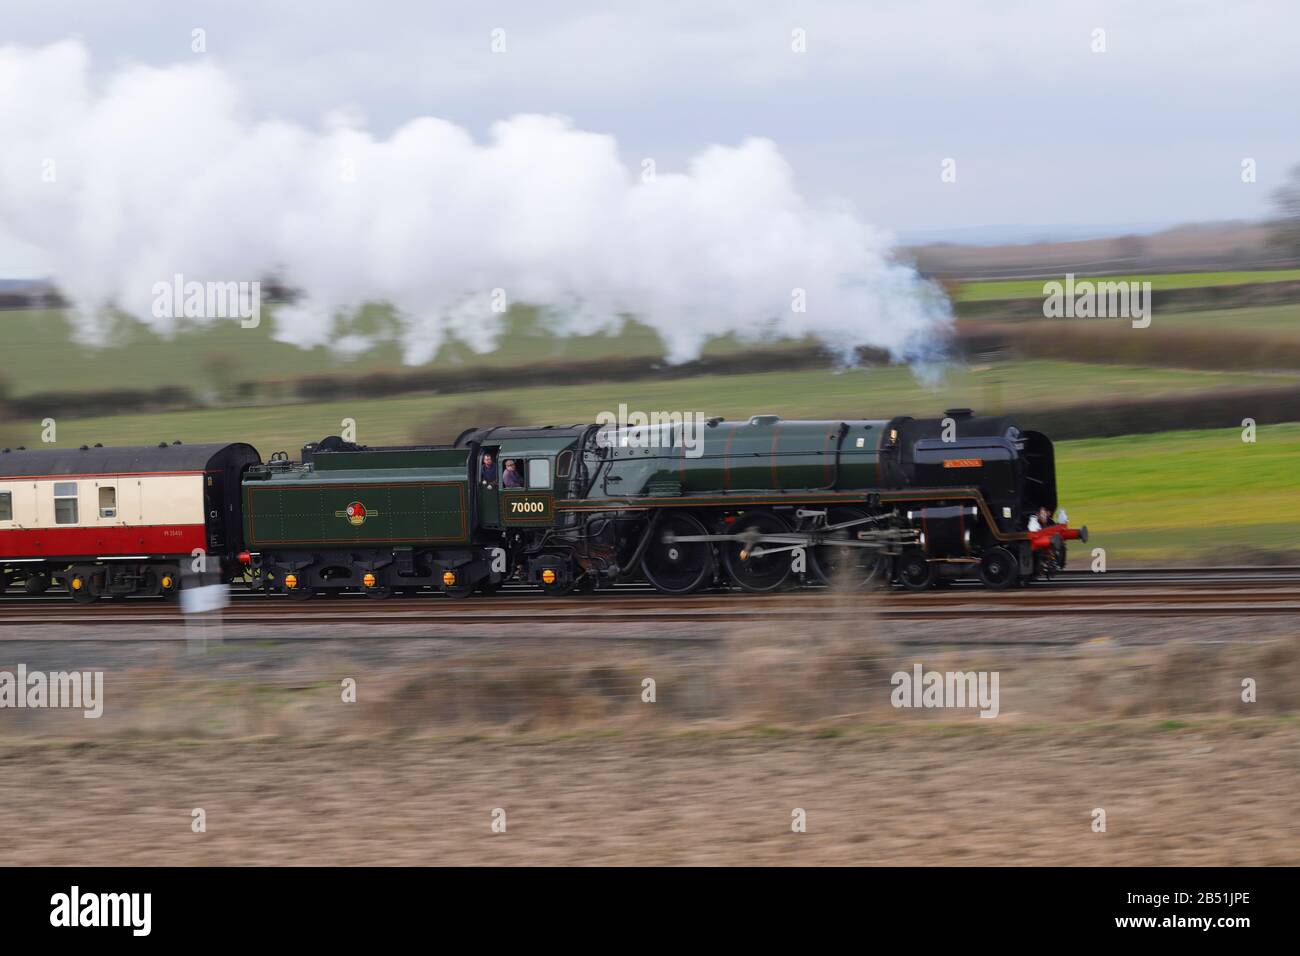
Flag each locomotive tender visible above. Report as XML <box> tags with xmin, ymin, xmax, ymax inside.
<box><xmin>0</xmin><ymin>409</ymin><xmax>1085</xmax><ymax>601</ymax></box>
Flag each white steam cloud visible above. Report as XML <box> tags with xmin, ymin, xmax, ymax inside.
<box><xmin>0</xmin><ymin>40</ymin><xmax>951</xmax><ymax>363</ymax></box>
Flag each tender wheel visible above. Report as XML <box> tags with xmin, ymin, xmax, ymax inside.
<box><xmin>67</xmin><ymin>569</ymin><xmax>100</xmax><ymax>604</ymax></box>
<box><xmin>722</xmin><ymin>510</ymin><xmax>794</xmax><ymax>592</ymax></box>
<box><xmin>896</xmin><ymin>550</ymin><xmax>934</xmax><ymax>591</ymax></box>
<box><xmin>641</xmin><ymin>512</ymin><xmax>715</xmax><ymax>595</ymax></box>
<box><xmin>364</xmin><ymin>586</ymin><xmax>395</xmax><ymax>599</ymax></box>
<box><xmin>809</xmin><ymin>507</ymin><xmax>888</xmax><ymax>588</ymax></box>
<box><xmin>285</xmin><ymin>584</ymin><xmax>317</xmax><ymax>601</ymax></box>
<box><xmin>978</xmin><ymin>547</ymin><xmax>1018</xmax><ymax>590</ymax></box>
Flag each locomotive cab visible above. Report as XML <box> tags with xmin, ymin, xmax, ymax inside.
<box><xmin>1019</xmin><ymin>430</ymin><xmax>1058</xmax><ymax>517</ymax></box>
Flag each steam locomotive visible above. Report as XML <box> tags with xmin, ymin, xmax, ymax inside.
<box><xmin>0</xmin><ymin>409</ymin><xmax>1085</xmax><ymax>601</ymax></box>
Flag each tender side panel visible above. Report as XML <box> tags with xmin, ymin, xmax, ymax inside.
<box><xmin>0</xmin><ymin>473</ymin><xmax>205</xmax><ymax>559</ymax></box>
<box><xmin>246</xmin><ymin>481</ymin><xmax>470</xmax><ymax>547</ymax></box>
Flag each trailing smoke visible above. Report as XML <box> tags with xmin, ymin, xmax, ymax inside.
<box><xmin>0</xmin><ymin>40</ymin><xmax>952</xmax><ymax>364</ymax></box>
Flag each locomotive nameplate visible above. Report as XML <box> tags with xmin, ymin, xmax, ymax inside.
<box><xmin>942</xmin><ymin>459</ymin><xmax>983</xmax><ymax>468</ymax></box>
<box><xmin>502</xmin><ymin>492</ymin><xmax>555</xmax><ymax>525</ymax></box>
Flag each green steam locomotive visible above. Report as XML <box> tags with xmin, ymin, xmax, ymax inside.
<box><xmin>241</xmin><ymin>408</ymin><xmax>1085</xmax><ymax>597</ymax></box>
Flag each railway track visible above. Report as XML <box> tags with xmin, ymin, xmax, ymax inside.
<box><xmin>0</xmin><ymin>567</ymin><xmax>1298</xmax><ymax>630</ymax></box>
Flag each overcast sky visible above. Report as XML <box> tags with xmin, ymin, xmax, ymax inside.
<box><xmin>3</xmin><ymin>0</ymin><xmax>1298</xmax><ymax>276</ymax></box>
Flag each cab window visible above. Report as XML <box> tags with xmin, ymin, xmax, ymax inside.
<box><xmin>528</xmin><ymin>458</ymin><xmax>552</xmax><ymax>489</ymax></box>
<box><xmin>556</xmin><ymin>450</ymin><xmax>574</xmax><ymax>478</ymax></box>
<box><xmin>0</xmin><ymin>491</ymin><xmax>11</xmax><ymax>521</ymax></box>
<box><xmin>54</xmin><ymin>481</ymin><xmax>78</xmax><ymax>524</ymax></box>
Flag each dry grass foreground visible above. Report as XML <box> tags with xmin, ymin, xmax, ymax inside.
<box><xmin>0</xmin><ymin>595</ymin><xmax>1297</xmax><ymax>865</ymax></box>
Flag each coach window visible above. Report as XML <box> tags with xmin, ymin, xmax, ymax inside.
<box><xmin>527</xmin><ymin>458</ymin><xmax>552</xmax><ymax>489</ymax></box>
<box><xmin>54</xmin><ymin>482</ymin><xmax>79</xmax><ymax>524</ymax></box>
<box><xmin>0</xmin><ymin>491</ymin><xmax>11</xmax><ymax>521</ymax></box>
<box><xmin>99</xmin><ymin>486</ymin><xmax>117</xmax><ymax>518</ymax></box>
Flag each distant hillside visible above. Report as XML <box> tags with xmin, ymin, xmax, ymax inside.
<box><xmin>901</xmin><ymin>220</ymin><xmax>1294</xmax><ymax>279</ymax></box>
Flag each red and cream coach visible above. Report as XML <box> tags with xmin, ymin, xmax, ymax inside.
<box><xmin>0</xmin><ymin>442</ymin><xmax>260</xmax><ymax>602</ymax></box>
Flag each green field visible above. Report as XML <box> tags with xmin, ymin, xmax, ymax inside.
<box><xmin>957</xmin><ymin>269</ymin><xmax>1300</xmax><ymax>303</ymax></box>
<box><xmin>0</xmin><ymin>305</ymin><xmax>776</xmax><ymax>398</ymax></box>
<box><xmin>6</xmin><ymin>271</ymin><xmax>1297</xmax><ymax>402</ymax></box>
<box><xmin>1129</xmin><ymin>302</ymin><xmax>1300</xmax><ymax>333</ymax></box>
<box><xmin>5</xmin><ymin>359</ymin><xmax>1289</xmax><ymax>454</ymax></box>
<box><xmin>1057</xmin><ymin>423</ymin><xmax>1300</xmax><ymax>562</ymax></box>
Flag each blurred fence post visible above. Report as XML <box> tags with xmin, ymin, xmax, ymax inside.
<box><xmin>180</xmin><ymin>570</ymin><xmax>229</xmax><ymax>654</ymax></box>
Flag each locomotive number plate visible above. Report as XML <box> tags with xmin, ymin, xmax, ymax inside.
<box><xmin>942</xmin><ymin>458</ymin><xmax>983</xmax><ymax>468</ymax></box>
<box><xmin>502</xmin><ymin>493</ymin><xmax>555</xmax><ymax>524</ymax></box>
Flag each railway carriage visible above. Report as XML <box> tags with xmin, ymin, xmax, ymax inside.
<box><xmin>0</xmin><ymin>442</ymin><xmax>260</xmax><ymax>601</ymax></box>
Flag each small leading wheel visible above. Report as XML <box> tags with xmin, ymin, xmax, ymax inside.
<box><xmin>641</xmin><ymin>512</ymin><xmax>715</xmax><ymax>595</ymax></box>
<box><xmin>721</xmin><ymin>510</ymin><xmax>793</xmax><ymax>593</ymax></box>
<box><xmin>896</xmin><ymin>549</ymin><xmax>935</xmax><ymax>591</ymax></box>
<box><xmin>978</xmin><ymin>547</ymin><xmax>1018</xmax><ymax>589</ymax></box>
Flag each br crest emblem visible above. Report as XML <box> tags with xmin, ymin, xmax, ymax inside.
<box><xmin>336</xmin><ymin>501</ymin><xmax>377</xmax><ymax>526</ymax></box>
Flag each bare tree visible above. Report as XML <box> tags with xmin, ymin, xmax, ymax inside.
<box><xmin>1272</xmin><ymin>163</ymin><xmax>1300</xmax><ymax>263</ymax></box>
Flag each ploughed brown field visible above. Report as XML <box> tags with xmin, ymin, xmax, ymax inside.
<box><xmin>1</xmin><ymin>604</ymin><xmax>1296</xmax><ymax>865</ymax></box>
